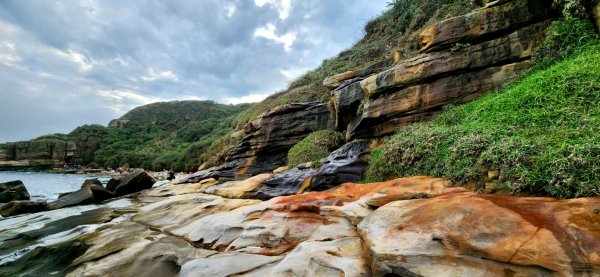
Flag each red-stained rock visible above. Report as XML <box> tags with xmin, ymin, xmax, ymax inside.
<box><xmin>359</xmin><ymin>193</ymin><xmax>600</xmax><ymax>276</ymax></box>
<box><xmin>419</xmin><ymin>0</ymin><xmax>553</xmax><ymax>52</ymax></box>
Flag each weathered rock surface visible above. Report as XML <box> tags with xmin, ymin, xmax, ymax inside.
<box><xmin>252</xmin><ymin>164</ymin><xmax>317</xmax><ymax>200</ymax></box>
<box><xmin>419</xmin><ymin>0</ymin><xmax>552</xmax><ymax>52</ymax></box>
<box><xmin>203</xmin><ymin>173</ymin><xmax>273</xmax><ymax>199</ymax></box>
<box><xmin>360</xmin><ymin>21</ymin><xmax>547</xmax><ymax>98</ymax></box>
<box><xmin>106</xmin><ymin>169</ymin><xmax>156</xmax><ymax>196</ymax></box>
<box><xmin>323</xmin><ymin>60</ymin><xmax>392</xmax><ymax>89</ymax></box>
<box><xmin>359</xmin><ymin>193</ymin><xmax>600</xmax><ymax>276</ymax></box>
<box><xmin>350</xmin><ymin>61</ymin><xmax>531</xmax><ymax>138</ymax></box>
<box><xmin>0</xmin><ymin>200</ymin><xmax>48</xmax><ymax>217</ymax></box>
<box><xmin>0</xmin><ymin>180</ymin><xmax>30</xmax><ymax>202</ymax></box>
<box><xmin>310</xmin><ymin>140</ymin><xmax>370</xmax><ymax>191</ymax></box>
<box><xmin>4</xmin><ymin>176</ymin><xmax>600</xmax><ymax>276</ymax></box>
<box><xmin>211</xmin><ymin>101</ymin><xmax>335</xmax><ymax>178</ymax></box>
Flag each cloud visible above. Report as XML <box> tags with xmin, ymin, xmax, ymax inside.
<box><xmin>141</xmin><ymin>68</ymin><xmax>179</xmax><ymax>82</ymax></box>
<box><xmin>254</xmin><ymin>23</ymin><xmax>296</xmax><ymax>52</ymax></box>
<box><xmin>223</xmin><ymin>93</ymin><xmax>270</xmax><ymax>105</ymax></box>
<box><xmin>0</xmin><ymin>0</ymin><xmax>389</xmax><ymax>142</ymax></box>
<box><xmin>254</xmin><ymin>0</ymin><xmax>293</xmax><ymax>20</ymax></box>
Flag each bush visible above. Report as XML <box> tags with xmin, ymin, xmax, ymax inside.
<box><xmin>532</xmin><ymin>17</ymin><xmax>599</xmax><ymax>68</ymax></box>
<box><xmin>287</xmin><ymin>130</ymin><xmax>345</xmax><ymax>167</ymax></box>
<box><xmin>366</xmin><ymin>43</ymin><xmax>600</xmax><ymax>198</ymax></box>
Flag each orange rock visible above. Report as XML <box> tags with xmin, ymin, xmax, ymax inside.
<box><xmin>359</xmin><ymin>193</ymin><xmax>600</xmax><ymax>276</ymax></box>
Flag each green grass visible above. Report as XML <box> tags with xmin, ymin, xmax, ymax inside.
<box><xmin>365</xmin><ymin>38</ymin><xmax>600</xmax><ymax>198</ymax></box>
<box><xmin>287</xmin><ymin>130</ymin><xmax>344</xmax><ymax>167</ymax></box>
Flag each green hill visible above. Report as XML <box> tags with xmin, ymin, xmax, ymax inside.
<box><xmin>92</xmin><ymin>101</ymin><xmax>250</xmax><ymax>171</ymax></box>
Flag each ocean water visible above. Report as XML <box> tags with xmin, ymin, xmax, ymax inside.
<box><xmin>0</xmin><ymin>171</ymin><xmax>110</xmax><ymax>202</ymax></box>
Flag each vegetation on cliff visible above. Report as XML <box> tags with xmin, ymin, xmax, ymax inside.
<box><xmin>287</xmin><ymin>130</ymin><xmax>344</xmax><ymax>167</ymax></box>
<box><xmin>366</xmin><ymin>19</ymin><xmax>599</xmax><ymax>198</ymax></box>
<box><xmin>234</xmin><ymin>0</ymin><xmax>479</xmax><ymax>124</ymax></box>
<box><xmin>93</xmin><ymin>101</ymin><xmax>250</xmax><ymax>171</ymax></box>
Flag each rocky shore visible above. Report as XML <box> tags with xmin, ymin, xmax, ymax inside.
<box><xmin>2</xmin><ymin>170</ymin><xmax>600</xmax><ymax>276</ymax></box>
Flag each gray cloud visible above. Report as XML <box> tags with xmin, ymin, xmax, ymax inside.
<box><xmin>0</xmin><ymin>0</ymin><xmax>388</xmax><ymax>142</ymax></box>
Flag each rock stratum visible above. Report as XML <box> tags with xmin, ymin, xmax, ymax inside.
<box><xmin>3</xmin><ymin>176</ymin><xmax>600</xmax><ymax>276</ymax></box>
<box><xmin>201</xmin><ymin>0</ymin><xmax>556</xmax><ymax>176</ymax></box>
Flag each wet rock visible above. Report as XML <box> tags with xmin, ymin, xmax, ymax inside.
<box><xmin>419</xmin><ymin>0</ymin><xmax>552</xmax><ymax>52</ymax></box>
<box><xmin>252</xmin><ymin>165</ymin><xmax>318</xmax><ymax>200</ymax></box>
<box><xmin>310</xmin><ymin>140</ymin><xmax>370</xmax><ymax>191</ymax></box>
<box><xmin>359</xmin><ymin>193</ymin><xmax>600</xmax><ymax>276</ymax></box>
<box><xmin>106</xmin><ymin>169</ymin><xmax>156</xmax><ymax>196</ymax></box>
<box><xmin>0</xmin><ymin>180</ymin><xmax>30</xmax><ymax>202</ymax></box>
<box><xmin>48</xmin><ymin>186</ymin><xmax>114</xmax><ymax>210</ymax></box>
<box><xmin>0</xmin><ymin>200</ymin><xmax>48</xmax><ymax>217</ymax></box>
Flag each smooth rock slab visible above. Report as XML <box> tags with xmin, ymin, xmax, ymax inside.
<box><xmin>179</xmin><ymin>253</ymin><xmax>282</xmax><ymax>277</ymax></box>
<box><xmin>359</xmin><ymin>193</ymin><xmax>600</xmax><ymax>276</ymax></box>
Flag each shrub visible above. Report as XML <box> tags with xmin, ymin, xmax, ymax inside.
<box><xmin>532</xmin><ymin>17</ymin><xmax>599</xmax><ymax>68</ymax></box>
<box><xmin>287</xmin><ymin>130</ymin><xmax>345</xmax><ymax>167</ymax></box>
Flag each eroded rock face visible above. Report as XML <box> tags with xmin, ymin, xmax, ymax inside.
<box><xmin>252</xmin><ymin>164</ymin><xmax>317</xmax><ymax>200</ymax></box>
<box><xmin>212</xmin><ymin>101</ymin><xmax>336</xmax><ymax>178</ymax></box>
<box><xmin>106</xmin><ymin>169</ymin><xmax>156</xmax><ymax>196</ymax></box>
<box><xmin>0</xmin><ymin>180</ymin><xmax>30</xmax><ymax>202</ymax></box>
<box><xmin>321</xmin><ymin>0</ymin><xmax>555</xmax><ymax>141</ymax></box>
<box><xmin>359</xmin><ymin>193</ymin><xmax>600</xmax><ymax>276</ymax></box>
<box><xmin>310</xmin><ymin>140</ymin><xmax>371</xmax><ymax>191</ymax></box>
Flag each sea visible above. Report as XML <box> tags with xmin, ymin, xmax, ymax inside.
<box><xmin>0</xmin><ymin>171</ymin><xmax>111</xmax><ymax>202</ymax></box>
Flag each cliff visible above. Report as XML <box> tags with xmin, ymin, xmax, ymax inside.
<box><xmin>199</xmin><ymin>0</ymin><xmax>560</xmax><ymax>184</ymax></box>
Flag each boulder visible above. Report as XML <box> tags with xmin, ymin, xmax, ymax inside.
<box><xmin>310</xmin><ymin>140</ymin><xmax>371</xmax><ymax>191</ymax></box>
<box><xmin>48</xmin><ymin>188</ymin><xmax>96</xmax><ymax>209</ymax></box>
<box><xmin>359</xmin><ymin>193</ymin><xmax>600</xmax><ymax>276</ymax></box>
<box><xmin>0</xmin><ymin>200</ymin><xmax>48</xmax><ymax>217</ymax></box>
<box><xmin>0</xmin><ymin>180</ymin><xmax>30</xmax><ymax>202</ymax></box>
<box><xmin>106</xmin><ymin>169</ymin><xmax>156</xmax><ymax>196</ymax></box>
<box><xmin>81</xmin><ymin>178</ymin><xmax>103</xmax><ymax>189</ymax></box>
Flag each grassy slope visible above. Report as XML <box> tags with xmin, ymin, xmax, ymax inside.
<box><xmin>366</xmin><ymin>35</ymin><xmax>599</xmax><ymax>198</ymax></box>
<box><xmin>93</xmin><ymin>101</ymin><xmax>250</xmax><ymax>171</ymax></box>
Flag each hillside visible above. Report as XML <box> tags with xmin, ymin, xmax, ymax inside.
<box><xmin>94</xmin><ymin>101</ymin><xmax>251</xmax><ymax>171</ymax></box>
<box><xmin>0</xmin><ymin>101</ymin><xmax>250</xmax><ymax>171</ymax></box>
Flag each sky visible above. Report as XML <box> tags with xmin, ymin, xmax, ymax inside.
<box><xmin>0</xmin><ymin>0</ymin><xmax>389</xmax><ymax>143</ymax></box>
